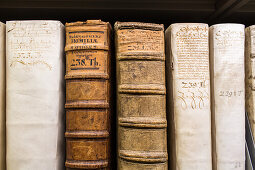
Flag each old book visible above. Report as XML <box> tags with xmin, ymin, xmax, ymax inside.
<box><xmin>165</xmin><ymin>23</ymin><xmax>212</xmax><ymax>170</ymax></box>
<box><xmin>0</xmin><ymin>22</ymin><xmax>5</xmax><ymax>170</ymax></box>
<box><xmin>65</xmin><ymin>20</ymin><xmax>112</xmax><ymax>170</ymax></box>
<box><xmin>245</xmin><ymin>25</ymin><xmax>255</xmax><ymax>139</ymax></box>
<box><xmin>6</xmin><ymin>21</ymin><xmax>65</xmax><ymax>170</ymax></box>
<box><xmin>115</xmin><ymin>22</ymin><xmax>168</xmax><ymax>169</ymax></box>
<box><xmin>210</xmin><ymin>24</ymin><xmax>245</xmax><ymax>170</ymax></box>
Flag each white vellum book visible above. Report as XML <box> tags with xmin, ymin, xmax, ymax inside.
<box><xmin>6</xmin><ymin>20</ymin><xmax>65</xmax><ymax>170</ymax></box>
<box><xmin>0</xmin><ymin>22</ymin><xmax>5</xmax><ymax>170</ymax></box>
<box><xmin>165</xmin><ymin>23</ymin><xmax>212</xmax><ymax>170</ymax></box>
<box><xmin>210</xmin><ymin>24</ymin><xmax>245</xmax><ymax>170</ymax></box>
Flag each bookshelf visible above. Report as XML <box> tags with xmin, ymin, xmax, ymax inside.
<box><xmin>1</xmin><ymin>0</ymin><xmax>255</xmax><ymax>169</ymax></box>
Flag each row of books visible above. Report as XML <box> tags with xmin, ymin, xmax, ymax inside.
<box><xmin>0</xmin><ymin>20</ymin><xmax>252</xmax><ymax>170</ymax></box>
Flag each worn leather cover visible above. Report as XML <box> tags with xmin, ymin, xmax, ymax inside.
<box><xmin>0</xmin><ymin>22</ymin><xmax>5</xmax><ymax>170</ymax></box>
<box><xmin>210</xmin><ymin>24</ymin><xmax>245</xmax><ymax>170</ymax></box>
<box><xmin>6</xmin><ymin>21</ymin><xmax>65</xmax><ymax>170</ymax></box>
<box><xmin>245</xmin><ymin>26</ymin><xmax>255</xmax><ymax>140</ymax></box>
<box><xmin>115</xmin><ymin>22</ymin><xmax>168</xmax><ymax>170</ymax></box>
<box><xmin>65</xmin><ymin>20</ymin><xmax>112</xmax><ymax>170</ymax></box>
<box><xmin>165</xmin><ymin>23</ymin><xmax>212</xmax><ymax>170</ymax></box>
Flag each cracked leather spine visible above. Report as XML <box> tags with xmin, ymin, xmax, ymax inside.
<box><xmin>65</xmin><ymin>20</ymin><xmax>112</xmax><ymax>170</ymax></box>
<box><xmin>115</xmin><ymin>22</ymin><xmax>168</xmax><ymax>169</ymax></box>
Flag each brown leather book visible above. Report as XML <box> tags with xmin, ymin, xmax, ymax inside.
<box><xmin>65</xmin><ymin>20</ymin><xmax>112</xmax><ymax>170</ymax></box>
<box><xmin>115</xmin><ymin>22</ymin><xmax>168</xmax><ymax>169</ymax></box>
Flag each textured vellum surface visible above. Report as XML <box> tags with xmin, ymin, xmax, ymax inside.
<box><xmin>210</xmin><ymin>24</ymin><xmax>245</xmax><ymax>170</ymax></box>
<box><xmin>166</xmin><ymin>23</ymin><xmax>212</xmax><ymax>170</ymax></box>
<box><xmin>6</xmin><ymin>20</ymin><xmax>65</xmax><ymax>170</ymax></box>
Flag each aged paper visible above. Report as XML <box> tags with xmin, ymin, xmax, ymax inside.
<box><xmin>6</xmin><ymin>21</ymin><xmax>64</xmax><ymax>170</ymax></box>
<box><xmin>210</xmin><ymin>24</ymin><xmax>245</xmax><ymax>170</ymax></box>
<box><xmin>166</xmin><ymin>23</ymin><xmax>212</xmax><ymax>170</ymax></box>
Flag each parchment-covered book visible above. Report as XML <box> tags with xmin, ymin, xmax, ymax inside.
<box><xmin>210</xmin><ymin>23</ymin><xmax>245</xmax><ymax>170</ymax></box>
<box><xmin>165</xmin><ymin>23</ymin><xmax>212</xmax><ymax>170</ymax></box>
<box><xmin>6</xmin><ymin>20</ymin><xmax>65</xmax><ymax>170</ymax></box>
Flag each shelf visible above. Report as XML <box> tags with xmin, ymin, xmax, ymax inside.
<box><xmin>0</xmin><ymin>0</ymin><xmax>254</xmax><ymax>25</ymax></box>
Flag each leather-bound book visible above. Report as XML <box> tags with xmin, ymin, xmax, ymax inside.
<box><xmin>65</xmin><ymin>20</ymin><xmax>112</xmax><ymax>170</ymax></box>
<box><xmin>245</xmin><ymin>25</ymin><xmax>255</xmax><ymax>139</ymax></box>
<box><xmin>210</xmin><ymin>24</ymin><xmax>245</xmax><ymax>170</ymax></box>
<box><xmin>0</xmin><ymin>22</ymin><xmax>5</xmax><ymax>170</ymax></box>
<box><xmin>6</xmin><ymin>20</ymin><xmax>65</xmax><ymax>170</ymax></box>
<box><xmin>165</xmin><ymin>23</ymin><xmax>212</xmax><ymax>170</ymax></box>
<box><xmin>115</xmin><ymin>22</ymin><xmax>168</xmax><ymax>169</ymax></box>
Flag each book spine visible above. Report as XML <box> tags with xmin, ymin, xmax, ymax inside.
<box><xmin>0</xmin><ymin>22</ymin><xmax>5</xmax><ymax>170</ymax></box>
<box><xmin>65</xmin><ymin>20</ymin><xmax>111</xmax><ymax>170</ymax></box>
<box><xmin>115</xmin><ymin>22</ymin><xmax>168</xmax><ymax>169</ymax></box>
<box><xmin>210</xmin><ymin>24</ymin><xmax>245</xmax><ymax>170</ymax></box>
<box><xmin>6</xmin><ymin>21</ymin><xmax>65</xmax><ymax>170</ymax></box>
<box><xmin>245</xmin><ymin>26</ymin><xmax>255</xmax><ymax>139</ymax></box>
<box><xmin>165</xmin><ymin>23</ymin><xmax>212</xmax><ymax>170</ymax></box>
